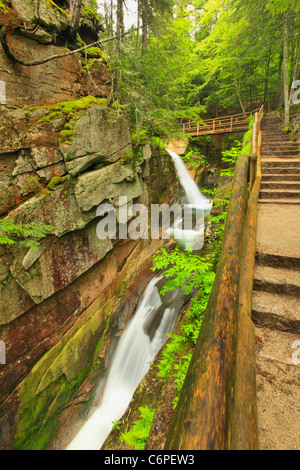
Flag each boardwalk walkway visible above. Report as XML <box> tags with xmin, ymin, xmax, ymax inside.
<box><xmin>252</xmin><ymin>116</ymin><xmax>300</xmax><ymax>450</ymax></box>
<box><xmin>180</xmin><ymin>110</ymin><xmax>255</xmax><ymax>136</ymax></box>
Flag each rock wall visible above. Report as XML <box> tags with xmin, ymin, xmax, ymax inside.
<box><xmin>0</xmin><ymin>1</ymin><xmax>178</xmax><ymax>450</ymax></box>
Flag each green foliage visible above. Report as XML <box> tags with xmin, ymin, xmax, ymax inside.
<box><xmin>107</xmin><ymin>7</ymin><xmax>206</xmax><ymax>137</ymax></box>
<box><xmin>150</xmin><ymin>137</ymin><xmax>244</xmax><ymax>409</ymax></box>
<box><xmin>156</xmin><ymin>332</ymin><xmax>187</xmax><ymax>379</ymax></box>
<box><xmin>182</xmin><ymin>149</ymin><xmax>209</xmax><ymax>169</ymax></box>
<box><xmin>241</xmin><ymin>117</ymin><xmax>254</xmax><ymax>154</ymax></box>
<box><xmin>152</xmin><ymin>246</ymin><xmax>215</xmax><ymax>296</ymax></box>
<box><xmin>150</xmin><ymin>136</ymin><xmax>165</xmax><ymax>150</ymax></box>
<box><xmin>0</xmin><ymin>219</ymin><xmax>53</xmax><ymax>251</ymax></box>
<box><xmin>172</xmin><ymin>353</ymin><xmax>192</xmax><ymax>407</ymax></box>
<box><xmin>120</xmin><ymin>406</ymin><xmax>155</xmax><ymax>450</ymax></box>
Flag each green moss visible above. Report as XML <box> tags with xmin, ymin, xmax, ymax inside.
<box><xmin>13</xmin><ymin>299</ymin><xmax>111</xmax><ymax>450</ymax></box>
<box><xmin>46</xmin><ymin>0</ymin><xmax>70</xmax><ymax>18</ymax></box>
<box><xmin>28</xmin><ymin>96</ymin><xmax>108</xmax><ymax>145</ymax></box>
<box><xmin>82</xmin><ymin>5</ymin><xmax>102</xmax><ymax>24</ymax></box>
<box><xmin>47</xmin><ymin>176</ymin><xmax>67</xmax><ymax>190</ymax></box>
<box><xmin>81</xmin><ymin>47</ymin><xmax>108</xmax><ymax>62</ymax></box>
<box><xmin>0</xmin><ymin>0</ymin><xmax>10</xmax><ymax>13</ymax></box>
<box><xmin>59</xmin><ymin>129</ymin><xmax>76</xmax><ymax>143</ymax></box>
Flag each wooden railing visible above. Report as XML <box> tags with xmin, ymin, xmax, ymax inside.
<box><xmin>180</xmin><ymin>109</ymin><xmax>259</xmax><ymax>136</ymax></box>
<box><xmin>164</xmin><ymin>105</ymin><xmax>264</xmax><ymax>450</ymax></box>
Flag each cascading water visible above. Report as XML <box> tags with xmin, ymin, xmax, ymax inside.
<box><xmin>66</xmin><ymin>149</ymin><xmax>212</xmax><ymax>450</ymax></box>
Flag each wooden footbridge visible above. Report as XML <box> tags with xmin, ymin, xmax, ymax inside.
<box><xmin>180</xmin><ymin>109</ymin><xmax>257</xmax><ymax>136</ymax></box>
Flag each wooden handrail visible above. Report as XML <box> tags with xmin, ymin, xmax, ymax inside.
<box><xmin>231</xmin><ymin>104</ymin><xmax>263</xmax><ymax>449</ymax></box>
<box><xmin>164</xmin><ymin>106</ymin><xmax>264</xmax><ymax>450</ymax></box>
<box><xmin>180</xmin><ymin>109</ymin><xmax>258</xmax><ymax>136</ymax></box>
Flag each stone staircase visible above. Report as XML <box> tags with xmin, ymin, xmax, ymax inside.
<box><xmin>252</xmin><ymin>116</ymin><xmax>300</xmax><ymax>450</ymax></box>
<box><xmin>259</xmin><ymin>118</ymin><xmax>300</xmax><ymax>204</ymax></box>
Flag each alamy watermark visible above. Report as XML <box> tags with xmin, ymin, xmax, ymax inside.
<box><xmin>291</xmin><ymin>340</ymin><xmax>300</xmax><ymax>365</ymax></box>
<box><xmin>0</xmin><ymin>80</ymin><xmax>6</xmax><ymax>105</ymax></box>
<box><xmin>96</xmin><ymin>196</ymin><xmax>212</xmax><ymax>250</ymax></box>
<box><xmin>0</xmin><ymin>341</ymin><xmax>6</xmax><ymax>365</ymax></box>
<box><xmin>291</xmin><ymin>80</ymin><xmax>300</xmax><ymax>105</ymax></box>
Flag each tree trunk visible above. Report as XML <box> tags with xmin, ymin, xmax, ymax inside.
<box><xmin>116</xmin><ymin>0</ymin><xmax>124</xmax><ymax>55</ymax></box>
<box><xmin>276</xmin><ymin>46</ymin><xmax>283</xmax><ymax>107</ymax></box>
<box><xmin>283</xmin><ymin>14</ymin><xmax>290</xmax><ymax>126</ymax></box>
<box><xmin>140</xmin><ymin>0</ymin><xmax>149</xmax><ymax>55</ymax></box>
<box><xmin>289</xmin><ymin>41</ymin><xmax>300</xmax><ymax>106</ymax></box>
<box><xmin>69</xmin><ymin>0</ymin><xmax>83</xmax><ymax>42</ymax></box>
<box><xmin>263</xmin><ymin>50</ymin><xmax>271</xmax><ymax>104</ymax></box>
<box><xmin>233</xmin><ymin>71</ymin><xmax>246</xmax><ymax>114</ymax></box>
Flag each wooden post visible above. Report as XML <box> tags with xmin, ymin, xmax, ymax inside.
<box><xmin>164</xmin><ymin>155</ymin><xmax>249</xmax><ymax>450</ymax></box>
<box><xmin>212</xmin><ymin>118</ymin><xmax>215</xmax><ymax>133</ymax></box>
<box><xmin>230</xmin><ymin>115</ymin><xmax>233</xmax><ymax>132</ymax></box>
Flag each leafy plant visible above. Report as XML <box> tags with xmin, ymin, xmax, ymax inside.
<box><xmin>151</xmin><ymin>246</ymin><xmax>214</xmax><ymax>296</ymax></box>
<box><xmin>120</xmin><ymin>406</ymin><xmax>155</xmax><ymax>450</ymax></box>
<box><xmin>172</xmin><ymin>353</ymin><xmax>192</xmax><ymax>408</ymax></box>
<box><xmin>0</xmin><ymin>219</ymin><xmax>53</xmax><ymax>251</ymax></box>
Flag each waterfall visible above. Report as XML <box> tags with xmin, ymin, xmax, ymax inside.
<box><xmin>66</xmin><ymin>149</ymin><xmax>212</xmax><ymax>450</ymax></box>
<box><xmin>165</xmin><ymin>149</ymin><xmax>212</xmax><ymax>251</ymax></box>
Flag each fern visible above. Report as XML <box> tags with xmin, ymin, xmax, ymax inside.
<box><xmin>120</xmin><ymin>406</ymin><xmax>155</xmax><ymax>450</ymax></box>
<box><xmin>0</xmin><ymin>219</ymin><xmax>53</xmax><ymax>251</ymax></box>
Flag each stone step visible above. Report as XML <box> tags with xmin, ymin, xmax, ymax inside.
<box><xmin>259</xmin><ymin>189</ymin><xmax>300</xmax><ymax>199</ymax></box>
<box><xmin>260</xmin><ymin>182</ymin><xmax>300</xmax><ymax>190</ymax></box>
<box><xmin>262</xmin><ymin>136</ymin><xmax>290</xmax><ymax>141</ymax></box>
<box><xmin>261</xmin><ymin>155</ymin><xmax>300</xmax><ymax>160</ymax></box>
<box><xmin>262</xmin><ymin>130</ymin><xmax>289</xmax><ymax>135</ymax></box>
<box><xmin>252</xmin><ymin>290</ymin><xmax>300</xmax><ymax>333</ymax></box>
<box><xmin>261</xmin><ymin>167</ymin><xmax>300</xmax><ymax>174</ymax></box>
<box><xmin>261</xmin><ymin>160</ymin><xmax>300</xmax><ymax>168</ymax></box>
<box><xmin>262</xmin><ymin>138</ymin><xmax>295</xmax><ymax>144</ymax></box>
<box><xmin>262</xmin><ymin>174</ymin><xmax>300</xmax><ymax>181</ymax></box>
<box><xmin>258</xmin><ymin>198</ymin><xmax>300</xmax><ymax>205</ymax></box>
<box><xmin>261</xmin><ymin>142</ymin><xmax>299</xmax><ymax>147</ymax></box>
<box><xmin>261</xmin><ymin>150</ymin><xmax>299</xmax><ymax>157</ymax></box>
<box><xmin>261</xmin><ymin>149</ymin><xmax>299</xmax><ymax>155</ymax></box>
<box><xmin>256</xmin><ymin>251</ymin><xmax>300</xmax><ymax>270</ymax></box>
<box><xmin>253</xmin><ymin>265</ymin><xmax>300</xmax><ymax>296</ymax></box>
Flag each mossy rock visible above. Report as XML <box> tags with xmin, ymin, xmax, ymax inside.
<box><xmin>47</xmin><ymin>176</ymin><xmax>68</xmax><ymax>190</ymax></box>
<box><xmin>12</xmin><ymin>295</ymin><xmax>114</xmax><ymax>450</ymax></box>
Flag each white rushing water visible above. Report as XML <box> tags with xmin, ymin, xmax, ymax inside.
<box><xmin>66</xmin><ymin>149</ymin><xmax>212</xmax><ymax>450</ymax></box>
<box><xmin>66</xmin><ymin>274</ymin><xmax>183</xmax><ymax>450</ymax></box>
<box><xmin>165</xmin><ymin>149</ymin><xmax>212</xmax><ymax>250</ymax></box>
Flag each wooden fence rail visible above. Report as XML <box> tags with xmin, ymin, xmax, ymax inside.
<box><xmin>164</xmin><ymin>105</ymin><xmax>264</xmax><ymax>450</ymax></box>
<box><xmin>180</xmin><ymin>109</ymin><xmax>259</xmax><ymax>136</ymax></box>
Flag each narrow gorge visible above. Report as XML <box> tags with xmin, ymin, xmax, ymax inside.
<box><xmin>1</xmin><ymin>0</ymin><xmax>298</xmax><ymax>452</ymax></box>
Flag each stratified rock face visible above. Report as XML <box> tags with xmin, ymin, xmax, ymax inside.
<box><xmin>61</xmin><ymin>105</ymin><xmax>133</xmax><ymax>176</ymax></box>
<box><xmin>0</xmin><ymin>0</ymin><xmax>110</xmax><ymax>107</ymax></box>
<box><xmin>0</xmin><ymin>95</ymin><xmax>176</xmax><ymax>449</ymax></box>
<box><xmin>10</xmin><ymin>0</ymin><xmax>70</xmax><ymax>44</ymax></box>
<box><xmin>0</xmin><ymin>0</ymin><xmax>178</xmax><ymax>450</ymax></box>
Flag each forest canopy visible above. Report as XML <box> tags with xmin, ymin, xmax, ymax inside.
<box><xmin>98</xmin><ymin>0</ymin><xmax>299</xmax><ymax>134</ymax></box>
<box><xmin>0</xmin><ymin>0</ymin><xmax>299</xmax><ymax>134</ymax></box>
